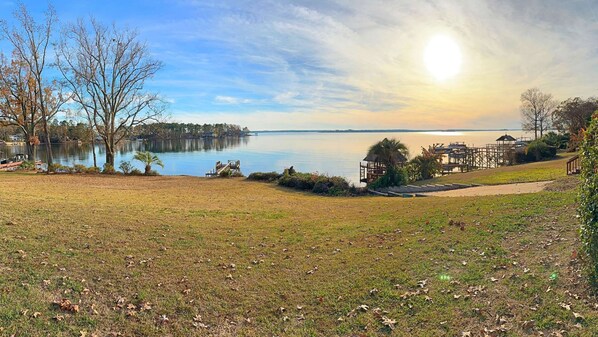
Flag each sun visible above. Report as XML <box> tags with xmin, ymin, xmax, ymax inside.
<box><xmin>424</xmin><ymin>35</ymin><xmax>462</xmax><ymax>81</ymax></box>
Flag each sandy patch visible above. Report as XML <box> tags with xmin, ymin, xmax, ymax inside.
<box><xmin>421</xmin><ymin>181</ymin><xmax>553</xmax><ymax>197</ymax></box>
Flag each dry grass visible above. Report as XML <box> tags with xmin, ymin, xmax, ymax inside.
<box><xmin>0</xmin><ymin>172</ymin><xmax>595</xmax><ymax>336</ymax></box>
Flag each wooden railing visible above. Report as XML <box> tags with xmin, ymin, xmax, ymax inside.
<box><xmin>566</xmin><ymin>155</ymin><xmax>581</xmax><ymax>175</ymax></box>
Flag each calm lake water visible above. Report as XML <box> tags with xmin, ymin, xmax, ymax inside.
<box><xmin>1</xmin><ymin>130</ymin><xmax>528</xmax><ymax>184</ymax></box>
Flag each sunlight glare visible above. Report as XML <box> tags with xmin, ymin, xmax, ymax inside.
<box><xmin>424</xmin><ymin>35</ymin><xmax>462</xmax><ymax>81</ymax></box>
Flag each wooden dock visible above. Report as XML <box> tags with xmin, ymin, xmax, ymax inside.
<box><xmin>205</xmin><ymin>160</ymin><xmax>241</xmax><ymax>177</ymax></box>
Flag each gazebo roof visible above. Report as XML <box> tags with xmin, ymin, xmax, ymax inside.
<box><xmin>363</xmin><ymin>152</ymin><xmax>407</xmax><ymax>163</ymax></box>
<box><xmin>496</xmin><ymin>134</ymin><xmax>516</xmax><ymax>142</ymax></box>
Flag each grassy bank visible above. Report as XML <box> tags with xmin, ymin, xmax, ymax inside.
<box><xmin>0</xmin><ymin>172</ymin><xmax>594</xmax><ymax>336</ymax></box>
<box><xmin>415</xmin><ymin>153</ymin><xmax>574</xmax><ymax>186</ymax></box>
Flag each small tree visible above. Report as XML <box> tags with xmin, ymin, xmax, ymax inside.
<box><xmin>520</xmin><ymin>88</ymin><xmax>557</xmax><ymax>139</ymax></box>
<box><xmin>133</xmin><ymin>151</ymin><xmax>163</xmax><ymax>175</ymax></box>
<box><xmin>367</xmin><ymin>138</ymin><xmax>408</xmax><ymax>168</ymax></box>
<box><xmin>367</xmin><ymin>138</ymin><xmax>409</xmax><ymax>187</ymax></box>
<box><xmin>579</xmin><ymin>111</ymin><xmax>598</xmax><ymax>288</ymax></box>
<box><xmin>410</xmin><ymin>147</ymin><xmax>442</xmax><ymax>180</ymax></box>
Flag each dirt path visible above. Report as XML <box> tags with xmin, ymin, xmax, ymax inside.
<box><xmin>421</xmin><ymin>181</ymin><xmax>553</xmax><ymax>197</ymax></box>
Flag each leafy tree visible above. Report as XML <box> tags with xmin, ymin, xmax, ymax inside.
<box><xmin>553</xmin><ymin>97</ymin><xmax>598</xmax><ymax>149</ymax></box>
<box><xmin>0</xmin><ymin>53</ymin><xmax>42</xmax><ymax>159</ymax></box>
<box><xmin>133</xmin><ymin>151</ymin><xmax>164</xmax><ymax>175</ymax></box>
<box><xmin>410</xmin><ymin>147</ymin><xmax>442</xmax><ymax>180</ymax></box>
<box><xmin>579</xmin><ymin>111</ymin><xmax>598</xmax><ymax>288</ymax></box>
<box><xmin>1</xmin><ymin>3</ymin><xmax>68</xmax><ymax>165</ymax></box>
<box><xmin>367</xmin><ymin>138</ymin><xmax>409</xmax><ymax>187</ymax></box>
<box><xmin>520</xmin><ymin>88</ymin><xmax>557</xmax><ymax>139</ymax></box>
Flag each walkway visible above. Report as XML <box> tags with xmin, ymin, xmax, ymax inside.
<box><xmin>420</xmin><ymin>181</ymin><xmax>553</xmax><ymax>197</ymax></box>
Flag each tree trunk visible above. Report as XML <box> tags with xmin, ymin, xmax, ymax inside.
<box><xmin>105</xmin><ymin>150</ymin><xmax>114</xmax><ymax>168</ymax></box>
<box><xmin>104</xmin><ymin>135</ymin><xmax>115</xmax><ymax>168</ymax></box>
<box><xmin>42</xmin><ymin>117</ymin><xmax>53</xmax><ymax>168</ymax></box>
<box><xmin>90</xmin><ymin>128</ymin><xmax>97</xmax><ymax>168</ymax></box>
<box><xmin>145</xmin><ymin>164</ymin><xmax>151</xmax><ymax>175</ymax></box>
<box><xmin>26</xmin><ymin>142</ymin><xmax>35</xmax><ymax>162</ymax></box>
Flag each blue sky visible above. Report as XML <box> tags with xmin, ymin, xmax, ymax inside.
<box><xmin>1</xmin><ymin>0</ymin><xmax>598</xmax><ymax>130</ymax></box>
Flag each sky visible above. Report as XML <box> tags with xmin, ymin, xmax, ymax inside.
<box><xmin>1</xmin><ymin>0</ymin><xmax>598</xmax><ymax>130</ymax></box>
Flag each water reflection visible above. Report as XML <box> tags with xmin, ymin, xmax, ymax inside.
<box><xmin>1</xmin><ymin>131</ymin><xmax>528</xmax><ymax>184</ymax></box>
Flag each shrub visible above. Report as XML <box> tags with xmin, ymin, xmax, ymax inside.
<box><xmin>102</xmin><ymin>163</ymin><xmax>116</xmax><ymax>174</ymax></box>
<box><xmin>73</xmin><ymin>164</ymin><xmax>87</xmax><ymax>173</ymax></box>
<box><xmin>17</xmin><ymin>161</ymin><xmax>36</xmax><ymax>171</ymax></box>
<box><xmin>230</xmin><ymin>171</ymin><xmax>244</xmax><ymax>178</ymax></box>
<box><xmin>119</xmin><ymin>161</ymin><xmax>133</xmax><ymax>175</ymax></box>
<box><xmin>369</xmin><ymin>166</ymin><xmax>409</xmax><ymax>189</ymax></box>
<box><xmin>525</xmin><ymin>140</ymin><xmax>557</xmax><ymax>162</ymax></box>
<box><xmin>580</xmin><ymin>112</ymin><xmax>598</xmax><ymax>288</ymax></box>
<box><xmin>146</xmin><ymin>169</ymin><xmax>160</xmax><ymax>176</ymax></box>
<box><xmin>283</xmin><ymin>166</ymin><xmax>296</xmax><ymax>175</ymax></box>
<box><xmin>86</xmin><ymin>166</ymin><xmax>100</xmax><ymax>174</ymax></box>
<box><xmin>48</xmin><ymin>163</ymin><xmax>71</xmax><ymax>173</ymax></box>
<box><xmin>541</xmin><ymin>131</ymin><xmax>569</xmax><ymax>149</ymax></box>
<box><xmin>218</xmin><ymin>169</ymin><xmax>231</xmax><ymax>178</ymax></box>
<box><xmin>247</xmin><ymin>171</ymin><xmax>282</xmax><ymax>182</ymax></box>
<box><xmin>277</xmin><ymin>171</ymin><xmax>352</xmax><ymax>196</ymax></box>
<box><xmin>409</xmin><ymin>148</ymin><xmax>442</xmax><ymax>181</ymax></box>
<box><xmin>130</xmin><ymin>168</ymin><xmax>143</xmax><ymax>176</ymax></box>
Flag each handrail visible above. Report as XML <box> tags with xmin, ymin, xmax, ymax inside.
<box><xmin>566</xmin><ymin>155</ymin><xmax>580</xmax><ymax>175</ymax></box>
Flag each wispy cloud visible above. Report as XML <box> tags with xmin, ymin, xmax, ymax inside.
<box><xmin>8</xmin><ymin>0</ymin><xmax>598</xmax><ymax>129</ymax></box>
<box><xmin>214</xmin><ymin>95</ymin><xmax>253</xmax><ymax>104</ymax></box>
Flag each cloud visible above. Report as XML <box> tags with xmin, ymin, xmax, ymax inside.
<box><xmin>214</xmin><ymin>95</ymin><xmax>253</xmax><ymax>104</ymax></box>
<box><xmin>142</xmin><ymin>0</ymin><xmax>598</xmax><ymax>129</ymax></box>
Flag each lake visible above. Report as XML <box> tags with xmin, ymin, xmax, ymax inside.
<box><xmin>1</xmin><ymin>130</ymin><xmax>529</xmax><ymax>184</ymax></box>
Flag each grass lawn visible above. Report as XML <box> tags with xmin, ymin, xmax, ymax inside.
<box><xmin>0</xmin><ymin>172</ymin><xmax>595</xmax><ymax>336</ymax></box>
<box><xmin>415</xmin><ymin>153</ymin><xmax>576</xmax><ymax>186</ymax></box>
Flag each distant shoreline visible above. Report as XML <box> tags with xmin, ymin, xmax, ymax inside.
<box><xmin>254</xmin><ymin>128</ymin><xmax>522</xmax><ymax>133</ymax></box>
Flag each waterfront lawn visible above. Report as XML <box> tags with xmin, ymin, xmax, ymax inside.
<box><xmin>415</xmin><ymin>153</ymin><xmax>575</xmax><ymax>186</ymax></box>
<box><xmin>0</xmin><ymin>173</ymin><xmax>594</xmax><ymax>336</ymax></box>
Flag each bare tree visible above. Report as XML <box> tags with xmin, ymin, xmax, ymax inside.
<box><xmin>56</xmin><ymin>18</ymin><xmax>164</xmax><ymax>167</ymax></box>
<box><xmin>520</xmin><ymin>88</ymin><xmax>557</xmax><ymax>139</ymax></box>
<box><xmin>0</xmin><ymin>3</ymin><xmax>66</xmax><ymax>165</ymax></box>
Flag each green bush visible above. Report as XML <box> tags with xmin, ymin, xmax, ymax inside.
<box><xmin>541</xmin><ymin>132</ymin><xmax>569</xmax><ymax>150</ymax></box>
<box><xmin>409</xmin><ymin>148</ymin><xmax>442</xmax><ymax>181</ymax></box>
<box><xmin>525</xmin><ymin>140</ymin><xmax>557</xmax><ymax>162</ymax></box>
<box><xmin>369</xmin><ymin>166</ymin><xmax>409</xmax><ymax>189</ymax></box>
<box><xmin>86</xmin><ymin>166</ymin><xmax>100</xmax><ymax>174</ymax></box>
<box><xmin>580</xmin><ymin>113</ymin><xmax>598</xmax><ymax>288</ymax></box>
<box><xmin>247</xmin><ymin>171</ymin><xmax>282</xmax><ymax>182</ymax></box>
<box><xmin>130</xmin><ymin>168</ymin><xmax>143</xmax><ymax>176</ymax></box>
<box><xmin>48</xmin><ymin>163</ymin><xmax>72</xmax><ymax>173</ymax></box>
<box><xmin>102</xmin><ymin>163</ymin><xmax>116</xmax><ymax>174</ymax></box>
<box><xmin>119</xmin><ymin>161</ymin><xmax>133</xmax><ymax>175</ymax></box>
<box><xmin>146</xmin><ymin>169</ymin><xmax>160</xmax><ymax>176</ymax></box>
<box><xmin>73</xmin><ymin>164</ymin><xmax>87</xmax><ymax>173</ymax></box>
<box><xmin>17</xmin><ymin>161</ymin><xmax>36</xmax><ymax>171</ymax></box>
<box><xmin>277</xmin><ymin>171</ymin><xmax>353</xmax><ymax>196</ymax></box>
<box><xmin>247</xmin><ymin>170</ymin><xmax>358</xmax><ymax>196</ymax></box>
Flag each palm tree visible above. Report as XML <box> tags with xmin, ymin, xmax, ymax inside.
<box><xmin>133</xmin><ymin>151</ymin><xmax>164</xmax><ymax>175</ymax></box>
<box><xmin>367</xmin><ymin>138</ymin><xmax>409</xmax><ymax>168</ymax></box>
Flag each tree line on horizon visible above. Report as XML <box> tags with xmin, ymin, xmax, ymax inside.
<box><xmin>0</xmin><ymin>121</ymin><xmax>251</xmax><ymax>144</ymax></box>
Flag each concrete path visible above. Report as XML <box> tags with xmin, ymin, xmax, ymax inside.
<box><xmin>420</xmin><ymin>181</ymin><xmax>553</xmax><ymax>197</ymax></box>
